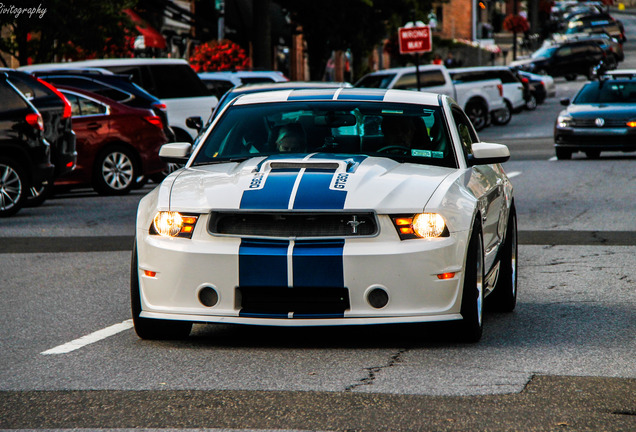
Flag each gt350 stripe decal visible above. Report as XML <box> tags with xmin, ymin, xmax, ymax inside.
<box><xmin>240</xmin><ymin>168</ymin><xmax>298</xmax><ymax>210</ymax></box>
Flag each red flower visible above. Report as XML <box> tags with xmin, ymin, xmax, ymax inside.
<box><xmin>503</xmin><ymin>14</ymin><xmax>530</xmax><ymax>33</ymax></box>
<box><xmin>189</xmin><ymin>39</ymin><xmax>250</xmax><ymax>72</ymax></box>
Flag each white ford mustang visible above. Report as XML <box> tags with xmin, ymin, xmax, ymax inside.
<box><xmin>132</xmin><ymin>88</ymin><xmax>517</xmax><ymax>342</ymax></box>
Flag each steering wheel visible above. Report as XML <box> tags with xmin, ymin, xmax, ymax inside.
<box><xmin>376</xmin><ymin>145</ymin><xmax>410</xmax><ymax>155</ymax></box>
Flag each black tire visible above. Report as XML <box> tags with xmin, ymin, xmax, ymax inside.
<box><xmin>131</xmin><ymin>242</ymin><xmax>192</xmax><ymax>340</ymax></box>
<box><xmin>487</xmin><ymin>205</ymin><xmax>517</xmax><ymax>312</ymax></box>
<box><xmin>585</xmin><ymin>150</ymin><xmax>601</xmax><ymax>159</ymax></box>
<box><xmin>525</xmin><ymin>94</ymin><xmax>537</xmax><ymax>111</ymax></box>
<box><xmin>555</xmin><ymin>148</ymin><xmax>572</xmax><ymax>160</ymax></box>
<box><xmin>465</xmin><ymin>100</ymin><xmax>488</xmax><ymax>131</ymax></box>
<box><xmin>0</xmin><ymin>157</ymin><xmax>28</xmax><ymax>217</ymax></box>
<box><xmin>93</xmin><ymin>146</ymin><xmax>137</xmax><ymax>195</ymax></box>
<box><xmin>25</xmin><ymin>179</ymin><xmax>53</xmax><ymax>208</ymax></box>
<box><xmin>564</xmin><ymin>74</ymin><xmax>577</xmax><ymax>81</ymax></box>
<box><xmin>457</xmin><ymin>219</ymin><xmax>485</xmax><ymax>342</ymax></box>
<box><xmin>492</xmin><ymin>101</ymin><xmax>512</xmax><ymax>126</ymax></box>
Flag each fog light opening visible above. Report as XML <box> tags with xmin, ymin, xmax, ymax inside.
<box><xmin>198</xmin><ymin>286</ymin><xmax>219</xmax><ymax>307</ymax></box>
<box><xmin>437</xmin><ymin>272</ymin><xmax>456</xmax><ymax>280</ymax></box>
<box><xmin>367</xmin><ymin>287</ymin><xmax>389</xmax><ymax>309</ymax></box>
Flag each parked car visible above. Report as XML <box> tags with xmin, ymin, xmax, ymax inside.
<box><xmin>554</xmin><ymin>72</ymin><xmax>636</xmax><ymax>159</ymax></box>
<box><xmin>32</xmin><ymin>69</ymin><xmax>175</xmax><ymax>142</ymax></box>
<box><xmin>1</xmin><ymin>68</ymin><xmax>76</xmax><ymax>205</ymax></box>
<box><xmin>0</xmin><ymin>73</ymin><xmax>54</xmax><ymax>217</ymax></box>
<box><xmin>511</xmin><ymin>40</ymin><xmax>608</xmax><ymax>81</ymax></box>
<box><xmin>564</xmin><ymin>14</ymin><xmax>626</xmax><ymax>43</ymax></box>
<box><xmin>22</xmin><ymin>59</ymin><xmax>218</xmax><ymax>142</ymax></box>
<box><xmin>54</xmin><ymin>86</ymin><xmax>168</xmax><ymax>195</ymax></box>
<box><xmin>516</xmin><ymin>70</ymin><xmax>556</xmax><ymax>104</ymax></box>
<box><xmin>131</xmin><ymin>88</ymin><xmax>516</xmax><ymax>342</ymax></box>
<box><xmin>448</xmin><ymin>66</ymin><xmax>526</xmax><ymax>114</ymax></box>
<box><xmin>547</xmin><ymin>32</ymin><xmax>624</xmax><ymax>65</ymax></box>
<box><xmin>198</xmin><ymin>70</ymin><xmax>289</xmax><ymax>99</ymax></box>
<box><xmin>356</xmin><ymin>65</ymin><xmax>508</xmax><ymax>131</ymax></box>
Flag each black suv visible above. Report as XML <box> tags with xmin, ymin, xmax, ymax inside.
<box><xmin>0</xmin><ymin>74</ymin><xmax>54</xmax><ymax>217</ymax></box>
<box><xmin>2</xmin><ymin>69</ymin><xmax>76</xmax><ymax>204</ymax></box>
<box><xmin>511</xmin><ymin>40</ymin><xmax>607</xmax><ymax>81</ymax></box>
<box><xmin>31</xmin><ymin>70</ymin><xmax>175</xmax><ymax>142</ymax></box>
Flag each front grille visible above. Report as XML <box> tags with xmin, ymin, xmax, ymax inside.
<box><xmin>572</xmin><ymin>118</ymin><xmax>628</xmax><ymax>128</ymax></box>
<box><xmin>209</xmin><ymin>211</ymin><xmax>377</xmax><ymax>238</ymax></box>
<box><xmin>238</xmin><ymin>286</ymin><xmax>350</xmax><ymax>315</ymax></box>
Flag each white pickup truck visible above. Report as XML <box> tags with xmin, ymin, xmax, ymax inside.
<box><xmin>355</xmin><ymin>65</ymin><xmax>509</xmax><ymax>131</ymax></box>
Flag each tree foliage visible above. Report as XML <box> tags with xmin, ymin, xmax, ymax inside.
<box><xmin>278</xmin><ymin>0</ymin><xmax>433</xmax><ymax>80</ymax></box>
<box><xmin>0</xmin><ymin>0</ymin><xmax>137</xmax><ymax>65</ymax></box>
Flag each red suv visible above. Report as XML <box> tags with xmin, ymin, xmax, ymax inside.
<box><xmin>55</xmin><ymin>86</ymin><xmax>168</xmax><ymax>195</ymax></box>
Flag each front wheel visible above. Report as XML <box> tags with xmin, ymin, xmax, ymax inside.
<box><xmin>456</xmin><ymin>220</ymin><xmax>485</xmax><ymax>342</ymax></box>
<box><xmin>0</xmin><ymin>158</ymin><xmax>27</xmax><ymax>217</ymax></box>
<box><xmin>525</xmin><ymin>94</ymin><xmax>537</xmax><ymax>111</ymax></box>
<box><xmin>130</xmin><ymin>242</ymin><xmax>192</xmax><ymax>340</ymax></box>
<box><xmin>555</xmin><ymin>148</ymin><xmax>572</xmax><ymax>160</ymax></box>
<box><xmin>93</xmin><ymin>146</ymin><xmax>137</xmax><ymax>195</ymax></box>
<box><xmin>465</xmin><ymin>100</ymin><xmax>488</xmax><ymax>131</ymax></box>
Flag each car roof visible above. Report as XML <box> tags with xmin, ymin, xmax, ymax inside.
<box><xmin>229</xmin><ymin>87</ymin><xmax>443</xmax><ymax>107</ymax></box>
<box><xmin>362</xmin><ymin>65</ymin><xmax>447</xmax><ymax>75</ymax></box>
<box><xmin>20</xmin><ymin>58</ymin><xmax>189</xmax><ymax>72</ymax></box>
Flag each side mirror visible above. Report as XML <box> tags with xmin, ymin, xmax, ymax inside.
<box><xmin>186</xmin><ymin>116</ymin><xmax>203</xmax><ymax>132</ymax></box>
<box><xmin>159</xmin><ymin>142</ymin><xmax>192</xmax><ymax>163</ymax></box>
<box><xmin>469</xmin><ymin>142</ymin><xmax>510</xmax><ymax>166</ymax></box>
<box><xmin>560</xmin><ymin>98</ymin><xmax>571</xmax><ymax>106</ymax></box>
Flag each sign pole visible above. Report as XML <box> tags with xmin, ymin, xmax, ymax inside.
<box><xmin>415</xmin><ymin>53</ymin><xmax>421</xmax><ymax>91</ymax></box>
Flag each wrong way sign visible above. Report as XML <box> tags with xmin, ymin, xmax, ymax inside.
<box><xmin>398</xmin><ymin>25</ymin><xmax>432</xmax><ymax>54</ymax></box>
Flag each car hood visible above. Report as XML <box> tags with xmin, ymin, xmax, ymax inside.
<box><xmin>161</xmin><ymin>155</ymin><xmax>454</xmax><ymax>214</ymax></box>
<box><xmin>566</xmin><ymin>104</ymin><xmax>636</xmax><ymax>118</ymax></box>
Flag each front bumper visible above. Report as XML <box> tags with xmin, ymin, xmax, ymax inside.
<box><xmin>135</xmin><ymin>214</ymin><xmax>469</xmax><ymax>326</ymax></box>
<box><xmin>554</xmin><ymin>128</ymin><xmax>636</xmax><ymax>151</ymax></box>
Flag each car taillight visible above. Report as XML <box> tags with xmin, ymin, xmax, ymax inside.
<box><xmin>26</xmin><ymin>112</ymin><xmax>44</xmax><ymax>131</ymax></box>
<box><xmin>144</xmin><ymin>115</ymin><xmax>163</xmax><ymax>129</ymax></box>
<box><xmin>36</xmin><ymin>77</ymin><xmax>73</xmax><ymax>119</ymax></box>
<box><xmin>152</xmin><ymin>102</ymin><xmax>167</xmax><ymax>111</ymax></box>
<box><xmin>497</xmin><ymin>84</ymin><xmax>503</xmax><ymax>97</ymax></box>
<box><xmin>521</xmin><ymin>77</ymin><xmax>529</xmax><ymax>84</ymax></box>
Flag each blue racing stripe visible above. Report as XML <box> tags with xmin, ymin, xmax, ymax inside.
<box><xmin>337</xmin><ymin>89</ymin><xmax>386</xmax><ymax>101</ymax></box>
<box><xmin>287</xmin><ymin>89</ymin><xmax>338</xmax><ymax>101</ymax></box>
<box><xmin>292</xmin><ymin>240</ymin><xmax>345</xmax><ymax>288</ymax></box>
<box><xmin>239</xmin><ymin>239</ymin><xmax>289</xmax><ymax>287</ymax></box>
<box><xmin>240</xmin><ymin>168</ymin><xmax>298</xmax><ymax>209</ymax></box>
<box><xmin>292</xmin><ymin>168</ymin><xmax>346</xmax><ymax>210</ymax></box>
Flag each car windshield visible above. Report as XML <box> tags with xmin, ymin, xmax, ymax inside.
<box><xmin>531</xmin><ymin>46</ymin><xmax>557</xmax><ymax>59</ymax></box>
<box><xmin>573</xmin><ymin>81</ymin><xmax>636</xmax><ymax>103</ymax></box>
<box><xmin>192</xmin><ymin>100</ymin><xmax>457</xmax><ymax>168</ymax></box>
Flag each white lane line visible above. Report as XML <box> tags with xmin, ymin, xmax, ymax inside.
<box><xmin>507</xmin><ymin>171</ymin><xmax>522</xmax><ymax>178</ymax></box>
<box><xmin>41</xmin><ymin>319</ymin><xmax>133</xmax><ymax>355</ymax></box>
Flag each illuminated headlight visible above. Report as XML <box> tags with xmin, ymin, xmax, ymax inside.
<box><xmin>151</xmin><ymin>211</ymin><xmax>198</xmax><ymax>238</ymax></box>
<box><xmin>557</xmin><ymin>115</ymin><xmax>573</xmax><ymax>128</ymax></box>
<box><xmin>392</xmin><ymin>213</ymin><xmax>449</xmax><ymax>240</ymax></box>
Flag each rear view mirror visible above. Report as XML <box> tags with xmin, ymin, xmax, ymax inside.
<box><xmin>159</xmin><ymin>142</ymin><xmax>192</xmax><ymax>163</ymax></box>
<box><xmin>314</xmin><ymin>112</ymin><xmax>357</xmax><ymax>127</ymax></box>
<box><xmin>186</xmin><ymin>116</ymin><xmax>203</xmax><ymax>132</ymax></box>
<box><xmin>469</xmin><ymin>142</ymin><xmax>510</xmax><ymax>166</ymax></box>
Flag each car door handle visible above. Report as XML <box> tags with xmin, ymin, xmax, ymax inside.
<box><xmin>86</xmin><ymin>122</ymin><xmax>101</xmax><ymax>130</ymax></box>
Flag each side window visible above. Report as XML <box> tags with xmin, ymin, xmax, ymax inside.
<box><xmin>63</xmin><ymin>93</ymin><xmax>81</xmax><ymax>116</ymax></box>
<box><xmin>452</xmin><ymin>107</ymin><xmax>477</xmax><ymax>157</ymax></box>
<box><xmin>394</xmin><ymin>71</ymin><xmax>447</xmax><ymax>89</ymax></box>
<box><xmin>79</xmin><ymin>97</ymin><xmax>107</xmax><ymax>116</ymax></box>
<box><xmin>556</xmin><ymin>46</ymin><xmax>572</xmax><ymax>57</ymax></box>
<box><xmin>0</xmin><ymin>83</ymin><xmax>30</xmax><ymax>111</ymax></box>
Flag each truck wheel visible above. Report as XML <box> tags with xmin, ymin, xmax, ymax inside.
<box><xmin>0</xmin><ymin>157</ymin><xmax>27</xmax><ymax>217</ymax></box>
<box><xmin>465</xmin><ymin>100</ymin><xmax>488</xmax><ymax>131</ymax></box>
<box><xmin>492</xmin><ymin>101</ymin><xmax>512</xmax><ymax>126</ymax></box>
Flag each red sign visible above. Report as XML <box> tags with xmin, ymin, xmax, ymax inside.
<box><xmin>398</xmin><ymin>26</ymin><xmax>432</xmax><ymax>54</ymax></box>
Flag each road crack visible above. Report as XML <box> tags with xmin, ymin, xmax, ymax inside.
<box><xmin>345</xmin><ymin>348</ymin><xmax>407</xmax><ymax>392</ymax></box>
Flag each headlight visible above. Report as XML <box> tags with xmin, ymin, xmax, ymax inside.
<box><xmin>557</xmin><ymin>115</ymin><xmax>573</xmax><ymax>128</ymax></box>
<box><xmin>392</xmin><ymin>213</ymin><xmax>449</xmax><ymax>240</ymax></box>
<box><xmin>151</xmin><ymin>211</ymin><xmax>198</xmax><ymax>238</ymax></box>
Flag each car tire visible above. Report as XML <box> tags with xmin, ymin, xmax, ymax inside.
<box><xmin>465</xmin><ymin>100</ymin><xmax>488</xmax><ymax>131</ymax></box>
<box><xmin>457</xmin><ymin>219</ymin><xmax>485</xmax><ymax>342</ymax></box>
<box><xmin>525</xmin><ymin>94</ymin><xmax>537</xmax><ymax>111</ymax></box>
<box><xmin>0</xmin><ymin>157</ymin><xmax>27</xmax><ymax>217</ymax></box>
<box><xmin>130</xmin><ymin>242</ymin><xmax>192</xmax><ymax>340</ymax></box>
<box><xmin>585</xmin><ymin>150</ymin><xmax>601</xmax><ymax>159</ymax></box>
<box><xmin>93</xmin><ymin>145</ymin><xmax>137</xmax><ymax>195</ymax></box>
<box><xmin>564</xmin><ymin>74</ymin><xmax>577</xmax><ymax>81</ymax></box>
<box><xmin>25</xmin><ymin>179</ymin><xmax>53</xmax><ymax>208</ymax></box>
<box><xmin>555</xmin><ymin>148</ymin><xmax>572</xmax><ymax>160</ymax></box>
<box><xmin>492</xmin><ymin>101</ymin><xmax>512</xmax><ymax>126</ymax></box>
<box><xmin>487</xmin><ymin>205</ymin><xmax>517</xmax><ymax>312</ymax></box>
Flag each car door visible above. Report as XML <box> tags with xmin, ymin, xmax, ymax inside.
<box><xmin>452</xmin><ymin>106</ymin><xmax>505</xmax><ymax>270</ymax></box>
<box><xmin>553</xmin><ymin>45</ymin><xmax>576</xmax><ymax>75</ymax></box>
<box><xmin>61</xmin><ymin>91</ymin><xmax>110</xmax><ymax>178</ymax></box>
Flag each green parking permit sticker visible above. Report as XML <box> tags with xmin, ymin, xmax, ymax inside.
<box><xmin>411</xmin><ymin>149</ymin><xmax>432</xmax><ymax>157</ymax></box>
<box><xmin>431</xmin><ymin>151</ymin><xmax>444</xmax><ymax>158</ymax></box>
